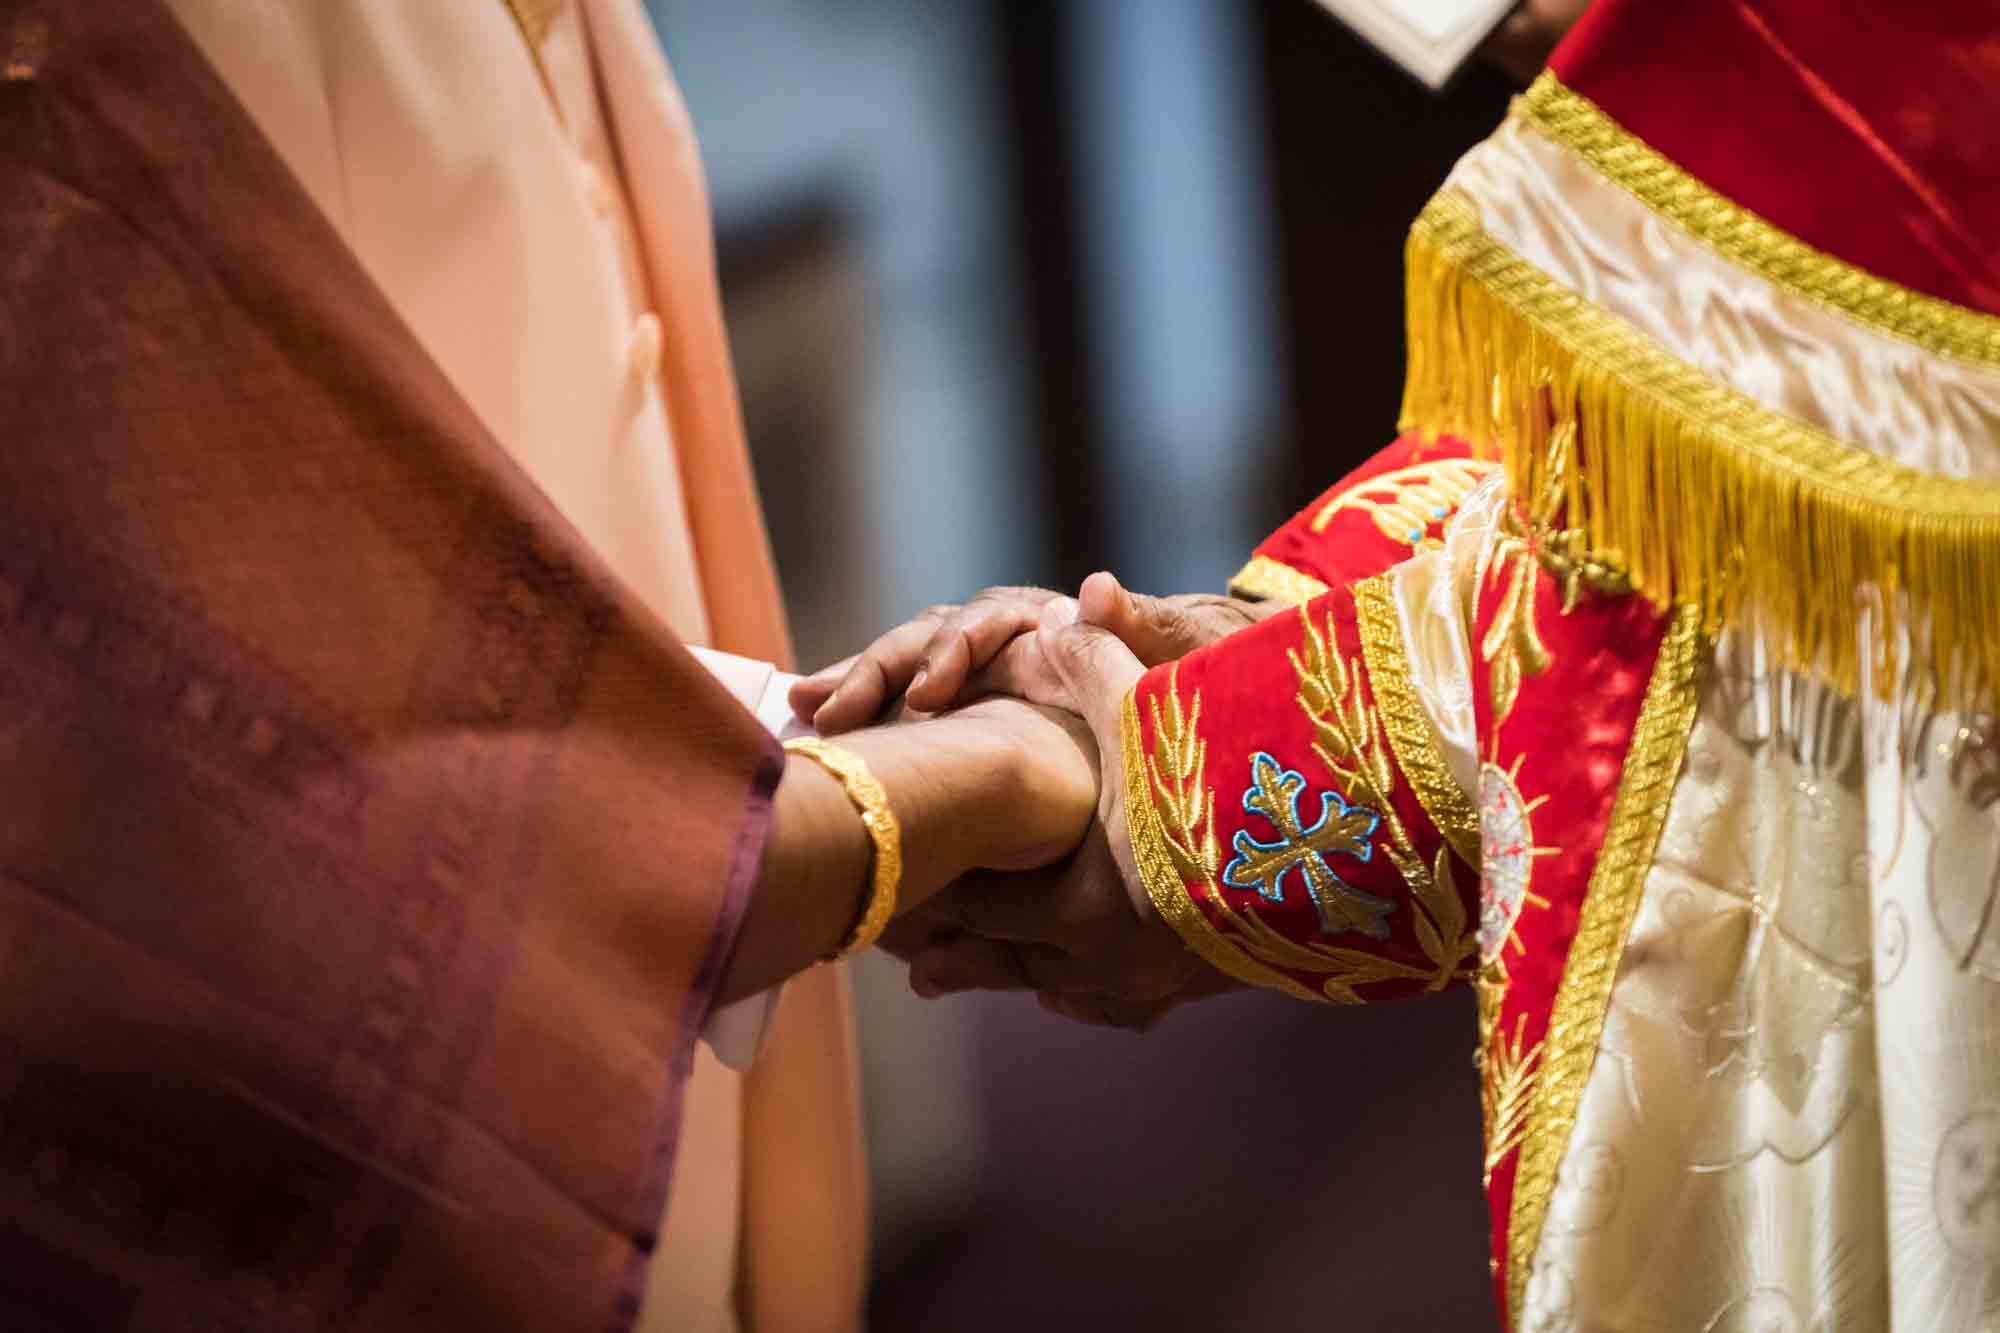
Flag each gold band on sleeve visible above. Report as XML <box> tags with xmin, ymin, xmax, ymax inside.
<box><xmin>784</xmin><ymin>738</ymin><xmax>902</xmax><ymax>960</ymax></box>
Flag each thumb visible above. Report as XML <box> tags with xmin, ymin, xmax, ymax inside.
<box><xmin>1037</xmin><ymin>595</ymin><xmax>1146</xmax><ymax>747</ymax></box>
<box><xmin>1078</xmin><ymin>570</ymin><xmax>1198</xmax><ymax>666</ymax></box>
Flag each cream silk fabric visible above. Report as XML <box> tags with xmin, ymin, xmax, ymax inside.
<box><xmin>1445</xmin><ymin>117</ymin><xmax>2000</xmax><ymax>481</ymax></box>
<box><xmin>156</xmin><ymin>4</ymin><xmax>859</xmax><ymax>1331</ymax></box>
<box><xmin>1367</xmin><ymin>110</ymin><xmax>2000</xmax><ymax>1328</ymax></box>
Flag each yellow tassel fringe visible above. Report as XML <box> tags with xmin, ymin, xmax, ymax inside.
<box><xmin>1400</xmin><ymin>191</ymin><xmax>2000</xmax><ymax>714</ymax></box>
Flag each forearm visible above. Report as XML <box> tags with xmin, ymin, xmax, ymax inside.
<box><xmin>720</xmin><ymin>717</ymin><xmax>1017</xmax><ymax>1004</ymax></box>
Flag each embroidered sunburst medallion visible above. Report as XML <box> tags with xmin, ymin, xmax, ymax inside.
<box><xmin>1477</xmin><ymin>756</ymin><xmax>1551</xmax><ymax>963</ymax></box>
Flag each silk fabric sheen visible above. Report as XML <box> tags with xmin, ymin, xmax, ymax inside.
<box><xmin>1446</xmin><ymin>117</ymin><xmax>2000</xmax><ymax>480</ymax></box>
<box><xmin>1553</xmin><ymin>0</ymin><xmax>2000</xmax><ymax>316</ymax></box>
<box><xmin>149</xmin><ymin>3</ymin><xmax>866</xmax><ymax>1329</ymax></box>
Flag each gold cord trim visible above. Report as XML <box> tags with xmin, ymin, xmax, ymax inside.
<box><xmin>1519</xmin><ymin>74</ymin><xmax>2000</xmax><ymax>368</ymax></box>
<box><xmin>1353</xmin><ymin>575</ymin><xmax>1482</xmax><ymax>868</ymax></box>
<box><xmin>1121</xmin><ymin>689</ymin><xmax>1323</xmax><ymax>1003</ymax></box>
<box><xmin>1228</xmin><ymin>555</ymin><xmax>1330</xmax><ymax>607</ymax></box>
<box><xmin>1402</xmin><ymin>189</ymin><xmax>2000</xmax><ymax>714</ymax></box>
<box><xmin>1503</xmin><ymin>603</ymin><xmax>1703</xmax><ymax>1323</ymax></box>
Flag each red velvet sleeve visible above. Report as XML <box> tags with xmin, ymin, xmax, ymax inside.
<box><xmin>1124</xmin><ymin>570</ymin><xmax>1481</xmax><ymax>1005</ymax></box>
<box><xmin>1228</xmin><ymin>433</ymin><xmax>1495</xmax><ymax>607</ymax></box>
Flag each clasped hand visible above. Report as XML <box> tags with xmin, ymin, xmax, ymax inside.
<box><xmin>790</xmin><ymin>574</ymin><xmax>1271</xmax><ymax>1028</ymax></box>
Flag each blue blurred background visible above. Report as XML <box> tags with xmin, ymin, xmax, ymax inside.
<box><xmin>645</xmin><ymin>2</ymin><xmax>1523</xmax><ymax>1326</ymax></box>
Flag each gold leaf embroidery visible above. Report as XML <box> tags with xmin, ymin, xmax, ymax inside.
<box><xmin>1481</xmin><ymin>1008</ymin><xmax>1543</xmax><ymax>1187</ymax></box>
<box><xmin>1480</xmin><ymin>425</ymin><xmax>1631</xmax><ymax>726</ymax></box>
<box><xmin>1289</xmin><ymin>607</ymin><xmax>1477</xmax><ymax>996</ymax></box>
<box><xmin>1309</xmin><ymin>459</ymin><xmax>1498</xmax><ymax>547</ymax></box>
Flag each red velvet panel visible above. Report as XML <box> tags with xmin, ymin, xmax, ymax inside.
<box><xmin>1552</xmin><ymin>0</ymin><xmax>2000</xmax><ymax>315</ymax></box>
<box><xmin>1248</xmin><ymin>433</ymin><xmax>1493</xmax><ymax>594</ymax></box>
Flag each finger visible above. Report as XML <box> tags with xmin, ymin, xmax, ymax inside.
<box><xmin>788</xmin><ymin>653</ymin><xmax>859</xmax><ymax>722</ymax></box>
<box><xmin>1034</xmin><ymin>991</ymin><xmax>1149</xmax><ymax>1030</ymax></box>
<box><xmin>908</xmin><ymin>937</ymin><xmax>1079</xmax><ymax>997</ymax></box>
<box><xmin>875</xmin><ymin>907</ymin><xmax>957</xmax><ymax>962</ymax></box>
<box><xmin>1080</xmin><ymin>572</ymin><xmax>1256</xmax><ymax>666</ymax></box>
<box><xmin>812</xmin><ymin>610</ymin><xmax>949</xmax><ymax>734</ymax></box>
<box><xmin>959</xmin><ymin>634</ymin><xmax>1069</xmax><ymax>712</ymax></box>
<box><xmin>905</xmin><ymin>588</ymin><xmax>1057</xmax><ymax>713</ymax></box>
<box><xmin>1078</xmin><ymin>571</ymin><xmax>1184</xmax><ymax>665</ymax></box>
<box><xmin>906</xmin><ymin>935</ymin><xmax>1029</xmax><ymax>996</ymax></box>
<box><xmin>923</xmin><ymin>867</ymin><xmax>1066</xmax><ymax>944</ymax></box>
<box><xmin>1038</xmin><ymin>600</ymin><xmax>1147</xmax><ymax>747</ymax></box>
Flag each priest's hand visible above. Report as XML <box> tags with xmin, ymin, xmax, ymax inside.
<box><xmin>790</xmin><ymin>576</ymin><xmax>1269</xmax><ymax>732</ymax></box>
<box><xmin>880</xmin><ymin>576</ymin><xmax>1246</xmax><ymax>1028</ymax></box>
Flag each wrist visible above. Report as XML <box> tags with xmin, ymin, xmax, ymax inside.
<box><xmin>909</xmin><ymin>713</ymin><xmax>1028</xmax><ymax>871</ymax></box>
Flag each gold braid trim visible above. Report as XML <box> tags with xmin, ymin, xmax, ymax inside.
<box><xmin>1503</xmin><ymin>604</ymin><xmax>1703</xmax><ymax>1324</ymax></box>
<box><xmin>1402</xmin><ymin>189</ymin><xmax>2000</xmax><ymax>715</ymax></box>
<box><xmin>1228</xmin><ymin>555</ymin><xmax>1330</xmax><ymax>607</ymax></box>
<box><xmin>1519</xmin><ymin>74</ymin><xmax>2000</xmax><ymax>368</ymax></box>
<box><xmin>1352</xmin><ymin>575</ymin><xmax>1482</xmax><ymax>868</ymax></box>
<box><xmin>1121</xmin><ymin>688</ymin><xmax>1322</xmax><ymax>1003</ymax></box>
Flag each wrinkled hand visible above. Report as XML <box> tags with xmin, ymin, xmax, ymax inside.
<box><xmin>876</xmin><ymin>573</ymin><xmax>1252</xmax><ymax>1027</ymax></box>
<box><xmin>790</xmin><ymin>575</ymin><xmax>1270</xmax><ymax>732</ymax></box>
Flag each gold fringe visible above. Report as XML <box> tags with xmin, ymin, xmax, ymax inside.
<box><xmin>1519</xmin><ymin>76</ymin><xmax>2000</xmax><ymax>368</ymax></box>
<box><xmin>1401</xmin><ymin>190</ymin><xmax>2000</xmax><ymax>714</ymax></box>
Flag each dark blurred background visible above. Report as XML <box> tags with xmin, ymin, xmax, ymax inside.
<box><xmin>646</xmin><ymin>2</ymin><xmax>1519</xmax><ymax>1326</ymax></box>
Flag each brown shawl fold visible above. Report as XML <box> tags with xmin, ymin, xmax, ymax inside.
<box><xmin>0</xmin><ymin>2</ymin><xmax>779</xmax><ymax>1328</ymax></box>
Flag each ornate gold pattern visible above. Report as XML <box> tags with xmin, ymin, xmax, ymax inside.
<box><xmin>1228</xmin><ymin>555</ymin><xmax>1329</xmax><ymax>607</ymax></box>
<box><xmin>1354</xmin><ymin>574</ymin><xmax>1482</xmax><ymax>867</ymax></box>
<box><xmin>1123</xmin><ymin>604</ymin><xmax>1482</xmax><ymax>1006</ymax></box>
<box><xmin>1482</xmin><ymin>1010</ymin><xmax>1543</xmax><ymax>1187</ymax></box>
<box><xmin>1290</xmin><ymin>607</ymin><xmax>1477</xmax><ymax>1002</ymax></box>
<box><xmin>1504</xmin><ymin>603</ymin><xmax>1705</xmax><ymax>1323</ymax></box>
<box><xmin>1309</xmin><ymin>459</ymin><xmax>1497</xmax><ymax>544</ymax></box>
<box><xmin>1519</xmin><ymin>75</ymin><xmax>2000</xmax><ymax>368</ymax></box>
<box><xmin>1402</xmin><ymin>189</ymin><xmax>2000</xmax><ymax>714</ymax></box>
<box><xmin>784</xmin><ymin>737</ymin><xmax>903</xmax><ymax>959</ymax></box>
<box><xmin>1122</xmin><ymin>682</ymin><xmax>1324</xmax><ymax>1003</ymax></box>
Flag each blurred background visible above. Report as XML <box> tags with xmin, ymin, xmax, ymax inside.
<box><xmin>645</xmin><ymin>1</ymin><xmax>1521</xmax><ymax>1326</ymax></box>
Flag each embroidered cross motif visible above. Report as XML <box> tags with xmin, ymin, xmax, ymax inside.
<box><xmin>1221</xmin><ymin>752</ymin><xmax>1389</xmax><ymax>938</ymax></box>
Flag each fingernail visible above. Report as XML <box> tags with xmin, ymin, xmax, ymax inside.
<box><xmin>909</xmin><ymin>666</ymin><xmax>929</xmax><ymax>693</ymax></box>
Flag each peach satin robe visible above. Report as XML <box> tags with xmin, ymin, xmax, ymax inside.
<box><xmin>155</xmin><ymin>1</ymin><xmax>865</xmax><ymax>1328</ymax></box>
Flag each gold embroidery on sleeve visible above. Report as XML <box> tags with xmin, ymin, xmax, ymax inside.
<box><xmin>1310</xmin><ymin>458</ymin><xmax>1496</xmax><ymax>545</ymax></box>
<box><xmin>1354</xmin><ymin>574</ymin><xmax>1482</xmax><ymax>867</ymax></box>
<box><xmin>1125</xmin><ymin>607</ymin><xmax>1484</xmax><ymax>1006</ymax></box>
<box><xmin>1504</xmin><ymin>602</ymin><xmax>1704</xmax><ymax>1322</ymax></box>
<box><xmin>1481</xmin><ymin>1010</ymin><xmax>1543</xmax><ymax>1187</ymax></box>
<box><xmin>1291</xmin><ymin>608</ymin><xmax>1477</xmax><ymax>1001</ymax></box>
<box><xmin>1123</xmin><ymin>683</ymin><xmax>1323</xmax><ymax>1003</ymax></box>
<box><xmin>1228</xmin><ymin>555</ymin><xmax>1330</xmax><ymax>607</ymax></box>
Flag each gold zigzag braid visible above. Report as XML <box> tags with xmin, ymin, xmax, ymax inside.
<box><xmin>1400</xmin><ymin>190</ymin><xmax>2000</xmax><ymax>715</ymax></box>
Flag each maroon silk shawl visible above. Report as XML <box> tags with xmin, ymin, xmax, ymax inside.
<box><xmin>0</xmin><ymin>2</ymin><xmax>780</xmax><ymax>1328</ymax></box>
